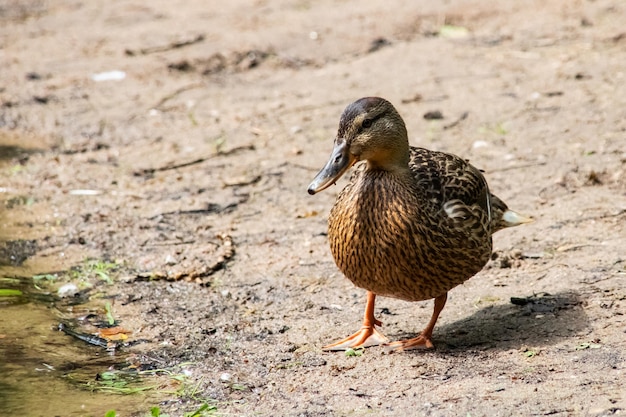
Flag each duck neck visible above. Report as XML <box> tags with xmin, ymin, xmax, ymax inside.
<box><xmin>365</xmin><ymin>136</ymin><xmax>410</xmax><ymax>173</ymax></box>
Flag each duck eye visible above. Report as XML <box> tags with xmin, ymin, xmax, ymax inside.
<box><xmin>362</xmin><ymin>118</ymin><xmax>373</xmax><ymax>129</ymax></box>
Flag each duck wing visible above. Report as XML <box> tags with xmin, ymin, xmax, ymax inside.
<box><xmin>408</xmin><ymin>146</ymin><xmax>492</xmax><ymax>233</ymax></box>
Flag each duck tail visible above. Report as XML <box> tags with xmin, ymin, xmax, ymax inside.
<box><xmin>490</xmin><ymin>194</ymin><xmax>534</xmax><ymax>232</ymax></box>
<box><xmin>501</xmin><ymin>209</ymin><xmax>534</xmax><ymax>227</ymax></box>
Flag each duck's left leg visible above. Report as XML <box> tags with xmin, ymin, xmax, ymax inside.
<box><xmin>386</xmin><ymin>293</ymin><xmax>448</xmax><ymax>351</ymax></box>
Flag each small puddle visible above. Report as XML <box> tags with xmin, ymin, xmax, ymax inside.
<box><xmin>0</xmin><ymin>137</ymin><xmax>163</xmax><ymax>416</ymax></box>
<box><xmin>0</xmin><ymin>275</ymin><xmax>155</xmax><ymax>416</ymax></box>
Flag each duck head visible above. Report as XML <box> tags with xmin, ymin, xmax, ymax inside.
<box><xmin>308</xmin><ymin>97</ymin><xmax>410</xmax><ymax>195</ymax></box>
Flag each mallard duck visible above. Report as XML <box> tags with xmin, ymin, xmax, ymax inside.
<box><xmin>308</xmin><ymin>97</ymin><xmax>532</xmax><ymax>351</ymax></box>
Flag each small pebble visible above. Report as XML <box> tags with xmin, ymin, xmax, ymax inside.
<box><xmin>91</xmin><ymin>70</ymin><xmax>126</xmax><ymax>82</ymax></box>
<box><xmin>57</xmin><ymin>283</ymin><xmax>79</xmax><ymax>298</ymax></box>
<box><xmin>69</xmin><ymin>189</ymin><xmax>102</xmax><ymax>196</ymax></box>
<box><xmin>423</xmin><ymin>110</ymin><xmax>443</xmax><ymax>120</ymax></box>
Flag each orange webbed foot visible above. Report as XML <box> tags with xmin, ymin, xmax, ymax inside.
<box><xmin>385</xmin><ymin>293</ymin><xmax>448</xmax><ymax>352</ymax></box>
<box><xmin>385</xmin><ymin>333</ymin><xmax>435</xmax><ymax>352</ymax></box>
<box><xmin>322</xmin><ymin>323</ymin><xmax>389</xmax><ymax>351</ymax></box>
<box><xmin>323</xmin><ymin>292</ymin><xmax>389</xmax><ymax>351</ymax></box>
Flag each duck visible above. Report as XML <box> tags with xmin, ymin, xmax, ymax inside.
<box><xmin>308</xmin><ymin>97</ymin><xmax>532</xmax><ymax>351</ymax></box>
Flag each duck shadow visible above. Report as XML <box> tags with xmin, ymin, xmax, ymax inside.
<box><xmin>429</xmin><ymin>291</ymin><xmax>588</xmax><ymax>351</ymax></box>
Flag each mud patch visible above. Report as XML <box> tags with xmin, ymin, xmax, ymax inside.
<box><xmin>63</xmin><ymin>204</ymin><xmax>236</xmax><ymax>283</ymax></box>
<box><xmin>0</xmin><ymin>145</ymin><xmax>37</xmax><ymax>163</ymax></box>
<box><xmin>0</xmin><ymin>239</ymin><xmax>37</xmax><ymax>266</ymax></box>
<box><xmin>133</xmin><ymin>233</ymin><xmax>235</xmax><ymax>283</ymax></box>
<box><xmin>0</xmin><ymin>0</ymin><xmax>47</xmax><ymax>22</ymax></box>
<box><xmin>166</xmin><ymin>48</ymin><xmax>317</xmax><ymax>77</ymax></box>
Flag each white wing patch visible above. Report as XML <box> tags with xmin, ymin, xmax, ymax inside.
<box><xmin>443</xmin><ymin>200</ymin><xmax>467</xmax><ymax>219</ymax></box>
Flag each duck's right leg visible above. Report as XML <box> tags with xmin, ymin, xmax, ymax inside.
<box><xmin>322</xmin><ymin>291</ymin><xmax>389</xmax><ymax>351</ymax></box>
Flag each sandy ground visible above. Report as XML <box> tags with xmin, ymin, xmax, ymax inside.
<box><xmin>1</xmin><ymin>0</ymin><xmax>626</xmax><ymax>416</ymax></box>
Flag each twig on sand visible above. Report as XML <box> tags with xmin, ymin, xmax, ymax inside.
<box><xmin>151</xmin><ymin>82</ymin><xmax>204</xmax><ymax>110</ymax></box>
<box><xmin>148</xmin><ymin>202</ymin><xmax>242</xmax><ymax>220</ymax></box>
<box><xmin>134</xmin><ymin>144</ymin><xmax>255</xmax><ymax>176</ymax></box>
<box><xmin>443</xmin><ymin>111</ymin><xmax>469</xmax><ymax>130</ymax></box>
<box><xmin>125</xmin><ymin>34</ymin><xmax>205</xmax><ymax>56</ymax></box>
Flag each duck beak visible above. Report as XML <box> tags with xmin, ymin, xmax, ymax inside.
<box><xmin>308</xmin><ymin>139</ymin><xmax>355</xmax><ymax>195</ymax></box>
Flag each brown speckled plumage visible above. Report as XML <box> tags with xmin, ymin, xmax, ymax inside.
<box><xmin>308</xmin><ymin>97</ymin><xmax>531</xmax><ymax>351</ymax></box>
<box><xmin>329</xmin><ymin>147</ymin><xmax>493</xmax><ymax>302</ymax></box>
